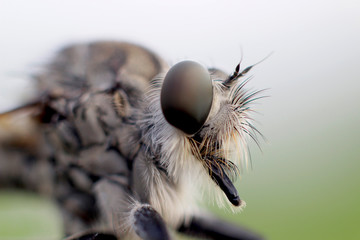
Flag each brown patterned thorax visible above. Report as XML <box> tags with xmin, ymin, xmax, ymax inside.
<box><xmin>0</xmin><ymin>41</ymin><xmax>169</xmax><ymax>233</ymax></box>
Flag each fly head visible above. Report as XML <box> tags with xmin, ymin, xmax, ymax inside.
<box><xmin>159</xmin><ymin>60</ymin><xmax>265</xmax><ymax>208</ymax></box>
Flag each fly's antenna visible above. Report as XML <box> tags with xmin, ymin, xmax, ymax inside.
<box><xmin>223</xmin><ymin>51</ymin><xmax>273</xmax><ymax>88</ymax></box>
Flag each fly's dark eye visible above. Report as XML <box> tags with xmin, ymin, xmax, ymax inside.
<box><xmin>160</xmin><ymin>61</ymin><xmax>213</xmax><ymax>135</ymax></box>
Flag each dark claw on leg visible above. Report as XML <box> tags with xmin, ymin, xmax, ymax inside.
<box><xmin>133</xmin><ymin>205</ymin><xmax>171</xmax><ymax>240</ymax></box>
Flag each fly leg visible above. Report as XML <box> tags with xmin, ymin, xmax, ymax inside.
<box><xmin>130</xmin><ymin>203</ymin><xmax>171</xmax><ymax>240</ymax></box>
<box><xmin>178</xmin><ymin>213</ymin><xmax>264</xmax><ymax>240</ymax></box>
<box><xmin>64</xmin><ymin>232</ymin><xmax>117</xmax><ymax>240</ymax></box>
<box><xmin>94</xmin><ymin>177</ymin><xmax>171</xmax><ymax>240</ymax></box>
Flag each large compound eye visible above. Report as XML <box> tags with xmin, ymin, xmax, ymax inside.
<box><xmin>161</xmin><ymin>61</ymin><xmax>213</xmax><ymax>135</ymax></box>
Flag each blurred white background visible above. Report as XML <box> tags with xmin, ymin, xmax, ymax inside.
<box><xmin>0</xmin><ymin>0</ymin><xmax>360</xmax><ymax>239</ymax></box>
<box><xmin>1</xmin><ymin>0</ymin><xmax>358</xmax><ymax>112</ymax></box>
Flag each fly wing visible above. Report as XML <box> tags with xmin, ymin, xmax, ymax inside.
<box><xmin>0</xmin><ymin>102</ymin><xmax>42</xmax><ymax>152</ymax></box>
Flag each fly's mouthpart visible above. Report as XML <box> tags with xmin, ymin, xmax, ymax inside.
<box><xmin>189</xmin><ymin>135</ymin><xmax>240</xmax><ymax>180</ymax></box>
<box><xmin>188</xmin><ymin>135</ymin><xmax>242</xmax><ymax>207</ymax></box>
<box><xmin>184</xmin><ymin>74</ymin><xmax>267</xmax><ymax>208</ymax></box>
<box><xmin>206</xmin><ymin>158</ymin><xmax>241</xmax><ymax>207</ymax></box>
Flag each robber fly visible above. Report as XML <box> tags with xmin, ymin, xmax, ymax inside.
<box><xmin>0</xmin><ymin>41</ymin><xmax>265</xmax><ymax>240</ymax></box>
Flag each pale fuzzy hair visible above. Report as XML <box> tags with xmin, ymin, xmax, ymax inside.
<box><xmin>113</xmin><ymin>198</ymin><xmax>151</xmax><ymax>240</ymax></box>
<box><xmin>200</xmin><ymin>80</ymin><xmax>251</xmax><ymax>172</ymax></box>
<box><xmin>138</xmin><ymin>72</ymin><xmax>259</xmax><ymax>219</ymax></box>
<box><xmin>138</xmin><ymin>74</ymin><xmax>202</xmax><ymax>226</ymax></box>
